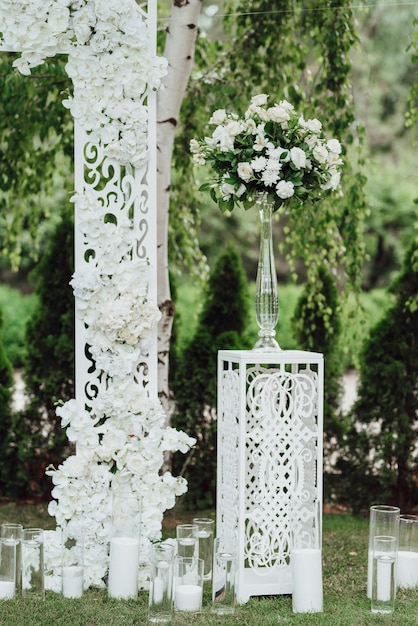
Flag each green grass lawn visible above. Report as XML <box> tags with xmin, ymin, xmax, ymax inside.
<box><xmin>1</xmin><ymin>503</ymin><xmax>417</xmax><ymax>625</ymax></box>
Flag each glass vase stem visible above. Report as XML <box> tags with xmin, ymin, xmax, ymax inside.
<box><xmin>254</xmin><ymin>194</ymin><xmax>280</xmax><ymax>351</ymax></box>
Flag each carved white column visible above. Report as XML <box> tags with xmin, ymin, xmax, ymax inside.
<box><xmin>73</xmin><ymin>121</ymin><xmax>158</xmax><ymax>407</ymax></box>
<box><xmin>217</xmin><ymin>349</ymin><xmax>324</xmax><ymax>603</ymax></box>
<box><xmin>73</xmin><ymin>4</ymin><xmax>158</xmax><ymax>409</ymax></box>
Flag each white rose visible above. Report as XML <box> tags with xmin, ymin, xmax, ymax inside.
<box><xmin>47</xmin><ymin>5</ymin><xmax>70</xmax><ymax>33</ymax></box>
<box><xmin>290</xmin><ymin>147</ymin><xmax>307</xmax><ymax>169</ymax></box>
<box><xmin>189</xmin><ymin>139</ymin><xmax>200</xmax><ymax>153</ymax></box>
<box><xmin>220</xmin><ymin>182</ymin><xmax>235</xmax><ymax>199</ymax></box>
<box><xmin>279</xmin><ymin>99</ymin><xmax>294</xmax><ymax>112</ymax></box>
<box><xmin>250</xmin><ymin>93</ymin><xmax>268</xmax><ymax>106</ymax></box>
<box><xmin>245</xmin><ymin>118</ymin><xmax>257</xmax><ymax>133</ymax></box>
<box><xmin>267</xmin><ymin>105</ymin><xmax>291</xmax><ymax>124</ymax></box>
<box><xmin>212</xmin><ymin>125</ymin><xmax>235</xmax><ymax>152</ymax></box>
<box><xmin>236</xmin><ymin>184</ymin><xmax>247</xmax><ymax>198</ymax></box>
<box><xmin>305</xmin><ymin>118</ymin><xmax>322</xmax><ymax>133</ymax></box>
<box><xmin>226</xmin><ymin>120</ymin><xmax>243</xmax><ymax>136</ymax></box>
<box><xmin>253</xmin><ymin>131</ymin><xmax>268</xmax><ymax>152</ymax></box>
<box><xmin>312</xmin><ymin>144</ymin><xmax>329</xmax><ymax>164</ymax></box>
<box><xmin>304</xmin><ymin>134</ymin><xmax>317</xmax><ymax>149</ymax></box>
<box><xmin>321</xmin><ymin>170</ymin><xmax>341</xmax><ymax>191</ymax></box>
<box><xmin>237</xmin><ymin>162</ymin><xmax>253</xmax><ymax>182</ymax></box>
<box><xmin>327</xmin><ymin>138</ymin><xmax>342</xmax><ymax>154</ymax></box>
<box><xmin>276</xmin><ymin>180</ymin><xmax>295</xmax><ymax>200</ymax></box>
<box><xmin>209</xmin><ymin>109</ymin><xmax>227</xmax><ymax>125</ymax></box>
<box><xmin>192</xmin><ymin>153</ymin><xmax>206</xmax><ymax>165</ymax></box>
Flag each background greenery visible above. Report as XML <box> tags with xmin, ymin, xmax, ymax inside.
<box><xmin>0</xmin><ymin>0</ymin><xmax>417</xmax><ymax>513</ymax></box>
<box><xmin>0</xmin><ymin>281</ymin><xmax>390</xmax><ymax>373</ymax></box>
<box><xmin>0</xmin><ymin>286</ymin><xmax>36</xmax><ymax>368</ymax></box>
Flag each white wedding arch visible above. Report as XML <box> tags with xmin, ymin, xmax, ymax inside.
<box><xmin>0</xmin><ymin>1</ymin><xmax>195</xmax><ymax>590</ymax></box>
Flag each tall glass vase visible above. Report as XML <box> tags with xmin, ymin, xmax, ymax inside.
<box><xmin>253</xmin><ymin>193</ymin><xmax>281</xmax><ymax>351</ymax></box>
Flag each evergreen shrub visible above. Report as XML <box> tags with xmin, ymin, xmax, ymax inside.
<box><xmin>10</xmin><ymin>210</ymin><xmax>75</xmax><ymax>499</ymax></box>
<box><xmin>172</xmin><ymin>249</ymin><xmax>251</xmax><ymax>509</ymax></box>
<box><xmin>0</xmin><ymin>308</ymin><xmax>15</xmax><ymax>496</ymax></box>
<box><xmin>338</xmin><ymin>242</ymin><xmax>418</xmax><ymax>512</ymax></box>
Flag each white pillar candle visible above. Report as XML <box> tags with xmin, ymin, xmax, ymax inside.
<box><xmin>153</xmin><ymin>559</ymin><xmax>170</xmax><ymax>603</ymax></box>
<box><xmin>397</xmin><ymin>551</ymin><xmax>418</xmax><ymax>589</ymax></box>
<box><xmin>108</xmin><ymin>537</ymin><xmax>140</xmax><ymax>599</ymax></box>
<box><xmin>62</xmin><ymin>566</ymin><xmax>83</xmax><ymax>599</ymax></box>
<box><xmin>0</xmin><ymin>581</ymin><xmax>14</xmax><ymax>599</ymax></box>
<box><xmin>291</xmin><ymin>548</ymin><xmax>323</xmax><ymax>613</ymax></box>
<box><xmin>376</xmin><ymin>555</ymin><xmax>394</xmax><ymax>601</ymax></box>
<box><xmin>369</xmin><ymin>548</ymin><xmax>395</xmax><ymax>596</ymax></box>
<box><xmin>153</xmin><ymin>576</ymin><xmax>164</xmax><ymax>604</ymax></box>
<box><xmin>175</xmin><ymin>584</ymin><xmax>202</xmax><ymax>611</ymax></box>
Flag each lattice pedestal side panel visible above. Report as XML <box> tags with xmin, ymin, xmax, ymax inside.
<box><xmin>217</xmin><ymin>350</ymin><xmax>324</xmax><ymax>604</ymax></box>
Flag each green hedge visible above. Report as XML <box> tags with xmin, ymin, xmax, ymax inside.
<box><xmin>0</xmin><ymin>286</ymin><xmax>36</xmax><ymax>367</ymax></box>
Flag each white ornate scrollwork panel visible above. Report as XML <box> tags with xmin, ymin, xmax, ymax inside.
<box><xmin>74</xmin><ymin>120</ymin><xmax>157</xmax><ymax>409</ymax></box>
<box><xmin>217</xmin><ymin>368</ymin><xmax>240</xmax><ymax>541</ymax></box>
<box><xmin>244</xmin><ymin>365</ymin><xmax>319</xmax><ymax>574</ymax></box>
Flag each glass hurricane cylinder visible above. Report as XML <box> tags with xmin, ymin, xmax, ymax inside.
<box><xmin>254</xmin><ymin>193</ymin><xmax>280</xmax><ymax>351</ymax></box>
<box><xmin>367</xmin><ymin>505</ymin><xmax>400</xmax><ymax>598</ymax></box>
<box><xmin>148</xmin><ymin>542</ymin><xmax>175</xmax><ymax>624</ymax></box>
<box><xmin>21</xmin><ymin>528</ymin><xmax>44</xmax><ymax>600</ymax></box>
<box><xmin>397</xmin><ymin>514</ymin><xmax>418</xmax><ymax>589</ymax></box>
<box><xmin>0</xmin><ymin>538</ymin><xmax>16</xmax><ymax>600</ymax></box>
<box><xmin>193</xmin><ymin>518</ymin><xmax>214</xmax><ymax>582</ymax></box>
<box><xmin>1</xmin><ymin>523</ymin><xmax>22</xmax><ymax>594</ymax></box>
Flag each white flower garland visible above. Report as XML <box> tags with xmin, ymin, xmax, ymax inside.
<box><xmin>1</xmin><ymin>0</ymin><xmax>167</xmax><ymax>167</ymax></box>
<box><xmin>1</xmin><ymin>1</ymin><xmax>195</xmax><ymax>590</ymax></box>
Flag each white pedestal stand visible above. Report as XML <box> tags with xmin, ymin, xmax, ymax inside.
<box><xmin>217</xmin><ymin>350</ymin><xmax>324</xmax><ymax>604</ymax></box>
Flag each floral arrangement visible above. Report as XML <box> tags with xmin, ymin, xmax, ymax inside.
<box><xmin>191</xmin><ymin>93</ymin><xmax>343</xmax><ymax>213</ymax></box>
<box><xmin>1</xmin><ymin>1</ymin><xmax>196</xmax><ymax>592</ymax></box>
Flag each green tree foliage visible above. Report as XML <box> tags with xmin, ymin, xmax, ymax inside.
<box><xmin>337</xmin><ymin>242</ymin><xmax>418</xmax><ymax>512</ymax></box>
<box><xmin>171</xmin><ymin>248</ymin><xmax>251</xmax><ymax>508</ymax></box>
<box><xmin>173</xmin><ymin>0</ymin><xmax>367</xmax><ymax>297</ymax></box>
<box><xmin>0</xmin><ymin>307</ymin><xmax>14</xmax><ymax>494</ymax></box>
<box><xmin>0</xmin><ymin>54</ymin><xmax>72</xmax><ymax>268</ymax></box>
<box><xmin>407</xmin><ymin>18</ymin><xmax>418</xmax><ymax>130</ymax></box>
<box><xmin>11</xmin><ymin>209</ymin><xmax>75</xmax><ymax>499</ymax></box>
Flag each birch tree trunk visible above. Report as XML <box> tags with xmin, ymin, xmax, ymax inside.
<box><xmin>157</xmin><ymin>0</ymin><xmax>203</xmax><ymax>428</ymax></box>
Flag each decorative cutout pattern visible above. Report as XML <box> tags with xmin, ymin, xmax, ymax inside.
<box><xmin>74</xmin><ymin>126</ymin><xmax>155</xmax><ymax>406</ymax></box>
<box><xmin>217</xmin><ymin>352</ymin><xmax>323</xmax><ymax>602</ymax></box>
